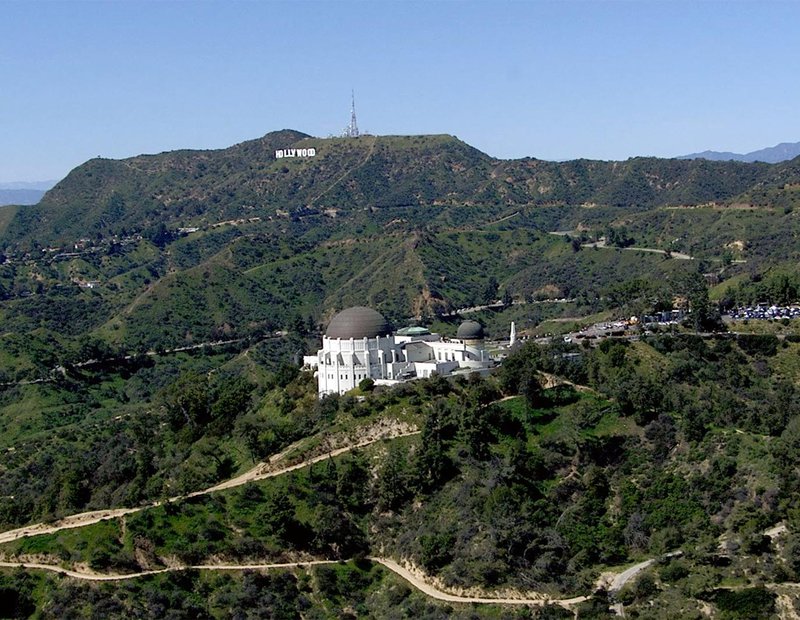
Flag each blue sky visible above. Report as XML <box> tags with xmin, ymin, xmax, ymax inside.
<box><xmin>1</xmin><ymin>0</ymin><xmax>798</xmax><ymax>181</ymax></box>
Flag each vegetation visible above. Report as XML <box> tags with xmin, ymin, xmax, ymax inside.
<box><xmin>3</xmin><ymin>334</ymin><xmax>800</xmax><ymax>615</ymax></box>
<box><xmin>2</xmin><ymin>131</ymin><xmax>800</xmax><ymax>616</ymax></box>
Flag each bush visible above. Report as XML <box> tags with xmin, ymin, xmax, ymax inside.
<box><xmin>712</xmin><ymin>587</ymin><xmax>775</xmax><ymax>619</ymax></box>
<box><xmin>736</xmin><ymin>334</ymin><xmax>778</xmax><ymax>357</ymax></box>
<box><xmin>659</xmin><ymin>559</ymin><xmax>690</xmax><ymax>583</ymax></box>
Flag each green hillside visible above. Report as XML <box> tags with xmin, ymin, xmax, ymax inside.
<box><xmin>1</xmin><ymin>129</ymin><xmax>798</xmax><ymax>355</ymax></box>
<box><xmin>3</xmin><ymin>130</ymin><xmax>800</xmax><ymax>616</ymax></box>
<box><xmin>1</xmin><ymin>130</ymin><xmax>791</xmax><ymax>253</ymax></box>
<box><xmin>3</xmin><ymin>336</ymin><xmax>800</xmax><ymax>617</ymax></box>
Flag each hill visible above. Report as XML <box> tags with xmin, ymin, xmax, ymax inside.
<box><xmin>2</xmin><ymin>336</ymin><xmax>800</xmax><ymax>617</ymax></box>
<box><xmin>1</xmin><ymin>130</ymin><xmax>790</xmax><ymax>250</ymax></box>
<box><xmin>1</xmin><ymin>129</ymin><xmax>800</xmax><ymax>356</ymax></box>
<box><xmin>3</xmin><ymin>129</ymin><xmax>800</xmax><ymax>617</ymax></box>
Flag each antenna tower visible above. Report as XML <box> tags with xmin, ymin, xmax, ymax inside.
<box><xmin>343</xmin><ymin>90</ymin><xmax>360</xmax><ymax>138</ymax></box>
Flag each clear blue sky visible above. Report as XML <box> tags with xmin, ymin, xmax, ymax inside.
<box><xmin>1</xmin><ymin>0</ymin><xmax>798</xmax><ymax>181</ymax></box>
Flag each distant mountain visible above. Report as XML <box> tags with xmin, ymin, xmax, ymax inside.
<box><xmin>0</xmin><ymin>180</ymin><xmax>56</xmax><ymax>206</ymax></box>
<box><xmin>0</xmin><ymin>189</ymin><xmax>45</xmax><ymax>206</ymax></box>
<box><xmin>679</xmin><ymin>141</ymin><xmax>800</xmax><ymax>163</ymax></box>
<box><xmin>0</xmin><ymin>180</ymin><xmax>58</xmax><ymax>190</ymax></box>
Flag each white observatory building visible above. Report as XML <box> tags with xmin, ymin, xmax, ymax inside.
<box><xmin>303</xmin><ymin>306</ymin><xmax>493</xmax><ymax>397</ymax></box>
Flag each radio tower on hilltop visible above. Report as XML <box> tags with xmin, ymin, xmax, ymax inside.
<box><xmin>343</xmin><ymin>90</ymin><xmax>360</xmax><ymax>138</ymax></box>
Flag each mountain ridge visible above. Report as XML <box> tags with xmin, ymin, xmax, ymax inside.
<box><xmin>678</xmin><ymin>140</ymin><xmax>800</xmax><ymax>163</ymax></box>
<box><xmin>2</xmin><ymin>129</ymin><xmax>792</xmax><ymax>249</ymax></box>
<box><xmin>0</xmin><ymin>189</ymin><xmax>45</xmax><ymax>206</ymax></box>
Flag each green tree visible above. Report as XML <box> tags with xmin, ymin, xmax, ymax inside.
<box><xmin>161</xmin><ymin>372</ymin><xmax>211</xmax><ymax>436</ymax></box>
<box><xmin>482</xmin><ymin>276</ymin><xmax>499</xmax><ymax>304</ymax></box>
<box><xmin>376</xmin><ymin>444</ymin><xmax>413</xmax><ymax>512</ymax></box>
<box><xmin>414</xmin><ymin>399</ymin><xmax>450</xmax><ymax>492</ymax></box>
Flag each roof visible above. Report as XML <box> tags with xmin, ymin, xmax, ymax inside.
<box><xmin>457</xmin><ymin>319</ymin><xmax>485</xmax><ymax>340</ymax></box>
<box><xmin>326</xmin><ymin>306</ymin><xmax>391</xmax><ymax>339</ymax></box>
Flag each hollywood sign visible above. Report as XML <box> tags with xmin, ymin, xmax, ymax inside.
<box><xmin>275</xmin><ymin>148</ymin><xmax>316</xmax><ymax>159</ymax></box>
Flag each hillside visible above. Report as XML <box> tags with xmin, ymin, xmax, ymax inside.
<box><xmin>3</xmin><ymin>127</ymin><xmax>800</xmax><ymax>615</ymax></box>
<box><xmin>1</xmin><ymin>130</ymin><xmax>793</xmax><ymax>251</ymax></box>
<box><xmin>1</xmin><ymin>129</ymin><xmax>799</xmax><ymax>356</ymax></box>
<box><xmin>2</xmin><ymin>131</ymin><xmax>494</xmax><ymax>248</ymax></box>
<box><xmin>3</xmin><ymin>336</ymin><xmax>800</xmax><ymax>617</ymax></box>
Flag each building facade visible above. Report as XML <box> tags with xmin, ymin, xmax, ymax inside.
<box><xmin>303</xmin><ymin>306</ymin><xmax>493</xmax><ymax>397</ymax></box>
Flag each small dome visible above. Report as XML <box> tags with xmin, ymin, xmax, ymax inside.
<box><xmin>326</xmin><ymin>306</ymin><xmax>391</xmax><ymax>339</ymax></box>
<box><xmin>396</xmin><ymin>326</ymin><xmax>431</xmax><ymax>337</ymax></box>
<box><xmin>457</xmin><ymin>320</ymin><xmax>484</xmax><ymax>340</ymax></box>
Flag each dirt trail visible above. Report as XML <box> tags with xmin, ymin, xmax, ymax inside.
<box><xmin>308</xmin><ymin>135</ymin><xmax>378</xmax><ymax>206</ymax></box>
<box><xmin>580</xmin><ymin>239</ymin><xmax>693</xmax><ymax>260</ymax></box>
<box><xmin>9</xmin><ymin>552</ymin><xmax>799</xmax><ymax>612</ymax></box>
<box><xmin>607</xmin><ymin>559</ymin><xmax>656</xmax><ymax>593</ymax></box>
<box><xmin>0</xmin><ymin>507</ymin><xmax>145</xmax><ymax>545</ymax></box>
<box><xmin>602</xmin><ymin>551</ymin><xmax>682</xmax><ymax>595</ymax></box>
<box><xmin>0</xmin><ymin>557</ymin><xmax>588</xmax><ymax>608</ymax></box>
<box><xmin>0</xmin><ymin>560</ymin><xmax>337</xmax><ymax>582</ymax></box>
<box><xmin>776</xmin><ymin>593</ymin><xmax>800</xmax><ymax>620</ymax></box>
<box><xmin>538</xmin><ymin>371</ymin><xmax>596</xmax><ymax>393</ymax></box>
<box><xmin>0</xmin><ymin>421</ymin><xmax>419</xmax><ymax>545</ymax></box>
<box><xmin>198</xmin><ymin>424</ymin><xmax>419</xmax><ymax>495</ymax></box>
<box><xmin>370</xmin><ymin>557</ymin><xmax>588</xmax><ymax>608</ymax></box>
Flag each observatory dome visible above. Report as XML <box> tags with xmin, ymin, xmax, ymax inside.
<box><xmin>325</xmin><ymin>306</ymin><xmax>391</xmax><ymax>340</ymax></box>
<box><xmin>457</xmin><ymin>320</ymin><xmax>485</xmax><ymax>341</ymax></box>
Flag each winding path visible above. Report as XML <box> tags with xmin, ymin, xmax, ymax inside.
<box><xmin>0</xmin><ymin>422</ymin><xmax>420</xmax><ymax>545</ymax></box>
<box><xmin>578</xmin><ymin>238</ymin><xmax>694</xmax><ymax>260</ymax></box>
<box><xmin>371</xmin><ymin>557</ymin><xmax>587</xmax><ymax>608</ymax></box>
<box><xmin>0</xmin><ymin>411</ymin><xmax>674</xmax><ymax>611</ymax></box>
<box><xmin>0</xmin><ymin>557</ymin><xmax>588</xmax><ymax>609</ymax></box>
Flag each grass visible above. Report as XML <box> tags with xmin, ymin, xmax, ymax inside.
<box><xmin>493</xmin><ymin>391</ymin><xmax>624</xmax><ymax>444</ymax></box>
<box><xmin>727</xmin><ymin>319</ymin><xmax>800</xmax><ymax>336</ymax></box>
<box><xmin>770</xmin><ymin>341</ymin><xmax>800</xmax><ymax>383</ymax></box>
<box><xmin>3</xmin><ymin>519</ymin><xmax>124</xmax><ymax>567</ymax></box>
<box><xmin>532</xmin><ymin>310</ymin><xmax>615</xmax><ymax>337</ymax></box>
<box><xmin>593</xmin><ymin>409</ymin><xmax>639</xmax><ymax>437</ymax></box>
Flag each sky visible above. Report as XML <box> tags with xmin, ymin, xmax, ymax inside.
<box><xmin>1</xmin><ymin>0</ymin><xmax>799</xmax><ymax>182</ymax></box>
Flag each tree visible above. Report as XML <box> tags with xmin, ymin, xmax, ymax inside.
<box><xmin>521</xmin><ymin>366</ymin><xmax>544</xmax><ymax>409</ymax></box>
<box><xmin>498</xmin><ymin>341</ymin><xmax>541</xmax><ymax>396</ymax></box>
<box><xmin>684</xmin><ymin>273</ymin><xmax>721</xmax><ymax>332</ymax></box>
<box><xmin>460</xmin><ymin>402</ymin><xmax>492</xmax><ymax>459</ymax></box>
<box><xmin>482</xmin><ymin>276</ymin><xmax>499</xmax><ymax>304</ymax></box>
<box><xmin>209</xmin><ymin>376</ymin><xmax>255</xmax><ymax>435</ymax></box>
<box><xmin>414</xmin><ymin>399</ymin><xmax>450</xmax><ymax>492</ymax></box>
<box><xmin>376</xmin><ymin>443</ymin><xmax>413</xmax><ymax>512</ymax></box>
<box><xmin>161</xmin><ymin>372</ymin><xmax>211</xmax><ymax>436</ymax></box>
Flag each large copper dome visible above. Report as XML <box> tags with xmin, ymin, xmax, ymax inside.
<box><xmin>325</xmin><ymin>306</ymin><xmax>391</xmax><ymax>339</ymax></box>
